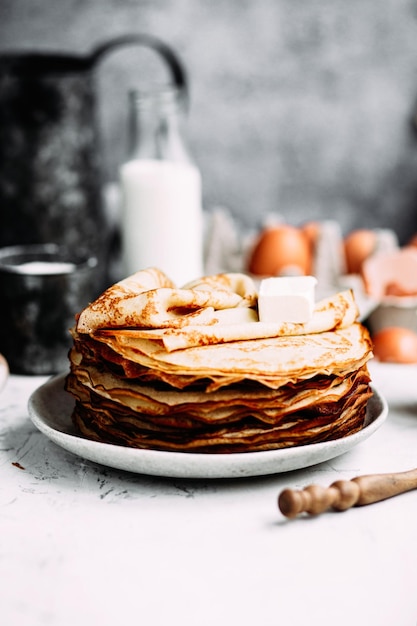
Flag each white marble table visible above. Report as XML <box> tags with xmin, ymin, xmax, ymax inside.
<box><xmin>1</xmin><ymin>361</ymin><xmax>417</xmax><ymax>626</ymax></box>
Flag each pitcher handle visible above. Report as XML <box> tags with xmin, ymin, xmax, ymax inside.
<box><xmin>90</xmin><ymin>34</ymin><xmax>189</xmax><ymax>109</ymax></box>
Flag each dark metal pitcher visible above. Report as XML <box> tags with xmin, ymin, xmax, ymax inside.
<box><xmin>0</xmin><ymin>34</ymin><xmax>188</xmax><ymax>285</ymax></box>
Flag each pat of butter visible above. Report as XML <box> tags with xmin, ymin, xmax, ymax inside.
<box><xmin>258</xmin><ymin>276</ymin><xmax>317</xmax><ymax>323</ymax></box>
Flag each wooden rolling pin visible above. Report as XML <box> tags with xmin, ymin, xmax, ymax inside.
<box><xmin>278</xmin><ymin>468</ymin><xmax>417</xmax><ymax>518</ymax></box>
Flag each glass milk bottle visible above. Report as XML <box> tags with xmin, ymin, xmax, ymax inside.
<box><xmin>119</xmin><ymin>87</ymin><xmax>204</xmax><ymax>286</ymax></box>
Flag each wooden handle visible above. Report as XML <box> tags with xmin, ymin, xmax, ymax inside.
<box><xmin>278</xmin><ymin>468</ymin><xmax>417</xmax><ymax>518</ymax></box>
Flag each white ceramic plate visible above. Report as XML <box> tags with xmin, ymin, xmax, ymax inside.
<box><xmin>28</xmin><ymin>374</ymin><xmax>388</xmax><ymax>479</ymax></box>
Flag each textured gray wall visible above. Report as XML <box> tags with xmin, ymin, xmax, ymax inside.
<box><xmin>1</xmin><ymin>0</ymin><xmax>417</xmax><ymax>243</ymax></box>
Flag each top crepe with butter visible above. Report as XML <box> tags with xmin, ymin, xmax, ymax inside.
<box><xmin>76</xmin><ymin>267</ymin><xmax>358</xmax><ymax>349</ymax></box>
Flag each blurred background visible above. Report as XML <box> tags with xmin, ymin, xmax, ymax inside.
<box><xmin>1</xmin><ymin>0</ymin><xmax>417</xmax><ymax>243</ymax></box>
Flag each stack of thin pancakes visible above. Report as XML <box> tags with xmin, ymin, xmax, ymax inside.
<box><xmin>65</xmin><ymin>268</ymin><xmax>374</xmax><ymax>453</ymax></box>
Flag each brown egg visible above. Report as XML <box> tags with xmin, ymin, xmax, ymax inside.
<box><xmin>372</xmin><ymin>327</ymin><xmax>417</xmax><ymax>364</ymax></box>
<box><xmin>344</xmin><ymin>229</ymin><xmax>377</xmax><ymax>275</ymax></box>
<box><xmin>247</xmin><ymin>225</ymin><xmax>312</xmax><ymax>276</ymax></box>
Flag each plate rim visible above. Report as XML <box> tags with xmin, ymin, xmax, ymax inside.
<box><xmin>28</xmin><ymin>373</ymin><xmax>388</xmax><ymax>479</ymax></box>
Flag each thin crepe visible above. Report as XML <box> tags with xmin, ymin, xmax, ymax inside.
<box><xmin>86</xmin><ymin>322</ymin><xmax>372</xmax><ymax>390</ymax></box>
<box><xmin>67</xmin><ymin>361</ymin><xmax>367</xmax><ymax>425</ymax></box>
<box><xmin>77</xmin><ymin>268</ymin><xmax>257</xmax><ymax>333</ymax></box>
<box><xmin>66</xmin><ymin>366</ymin><xmax>372</xmax><ymax>452</ymax></box>
<box><xmin>97</xmin><ymin>289</ymin><xmax>358</xmax><ymax>352</ymax></box>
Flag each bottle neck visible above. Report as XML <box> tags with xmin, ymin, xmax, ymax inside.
<box><xmin>127</xmin><ymin>87</ymin><xmax>193</xmax><ymax>164</ymax></box>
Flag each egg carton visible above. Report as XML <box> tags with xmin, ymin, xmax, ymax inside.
<box><xmin>203</xmin><ymin>208</ymin><xmax>402</xmax><ymax>323</ymax></box>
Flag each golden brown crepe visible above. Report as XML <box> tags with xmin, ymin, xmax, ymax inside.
<box><xmin>77</xmin><ymin>268</ymin><xmax>257</xmax><ymax>333</ymax></box>
<box><xmin>66</xmin><ymin>268</ymin><xmax>374</xmax><ymax>453</ymax></box>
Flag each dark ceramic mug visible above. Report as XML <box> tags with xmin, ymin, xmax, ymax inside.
<box><xmin>0</xmin><ymin>243</ymin><xmax>98</xmax><ymax>375</ymax></box>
